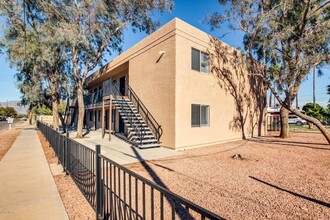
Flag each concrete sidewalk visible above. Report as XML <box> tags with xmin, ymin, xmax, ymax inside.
<box><xmin>0</xmin><ymin>126</ymin><xmax>68</xmax><ymax>220</ymax></box>
<box><xmin>70</xmin><ymin>130</ymin><xmax>181</xmax><ymax>165</ymax></box>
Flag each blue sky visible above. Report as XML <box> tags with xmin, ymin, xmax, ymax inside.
<box><xmin>0</xmin><ymin>0</ymin><xmax>329</xmax><ymax>107</ymax></box>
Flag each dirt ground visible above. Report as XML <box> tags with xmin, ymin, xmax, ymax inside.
<box><xmin>0</xmin><ymin>122</ymin><xmax>24</xmax><ymax>161</ymax></box>
<box><xmin>125</xmin><ymin>132</ymin><xmax>330</xmax><ymax>220</ymax></box>
<box><xmin>37</xmin><ymin>131</ymin><xmax>95</xmax><ymax>220</ymax></box>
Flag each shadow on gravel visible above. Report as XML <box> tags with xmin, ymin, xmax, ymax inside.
<box><xmin>249</xmin><ymin>176</ymin><xmax>330</xmax><ymax>208</ymax></box>
<box><xmin>131</xmin><ymin>146</ymin><xmax>201</xmax><ymax>220</ymax></box>
<box><xmin>250</xmin><ymin>139</ymin><xmax>330</xmax><ymax>151</ymax></box>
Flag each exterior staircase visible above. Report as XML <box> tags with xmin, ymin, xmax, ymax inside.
<box><xmin>112</xmin><ymin>97</ymin><xmax>160</xmax><ymax>149</ymax></box>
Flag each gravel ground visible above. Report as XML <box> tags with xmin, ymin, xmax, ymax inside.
<box><xmin>0</xmin><ymin>122</ymin><xmax>24</xmax><ymax>161</ymax></box>
<box><xmin>37</xmin><ymin>131</ymin><xmax>95</xmax><ymax>220</ymax></box>
<box><xmin>125</xmin><ymin>132</ymin><xmax>330</xmax><ymax>220</ymax></box>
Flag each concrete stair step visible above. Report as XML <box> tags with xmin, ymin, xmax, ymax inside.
<box><xmin>137</xmin><ymin>143</ymin><xmax>160</xmax><ymax>149</ymax></box>
<box><xmin>129</xmin><ymin>135</ymin><xmax>156</xmax><ymax>139</ymax></box>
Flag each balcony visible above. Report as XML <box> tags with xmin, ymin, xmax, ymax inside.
<box><xmin>84</xmin><ymin>89</ymin><xmax>103</xmax><ymax>107</ymax></box>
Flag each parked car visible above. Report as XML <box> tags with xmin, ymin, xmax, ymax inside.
<box><xmin>288</xmin><ymin>115</ymin><xmax>306</xmax><ymax>126</ymax></box>
<box><xmin>0</xmin><ymin>117</ymin><xmax>6</xmax><ymax>121</ymax></box>
<box><xmin>21</xmin><ymin>117</ymin><xmax>27</xmax><ymax>121</ymax></box>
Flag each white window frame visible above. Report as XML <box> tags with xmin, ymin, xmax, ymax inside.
<box><xmin>191</xmin><ymin>48</ymin><xmax>209</xmax><ymax>74</ymax></box>
<box><xmin>191</xmin><ymin>104</ymin><xmax>210</xmax><ymax>127</ymax></box>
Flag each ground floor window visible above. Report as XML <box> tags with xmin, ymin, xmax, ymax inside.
<box><xmin>89</xmin><ymin>111</ymin><xmax>93</xmax><ymax>121</ymax></box>
<box><xmin>98</xmin><ymin>110</ymin><xmax>101</xmax><ymax>122</ymax></box>
<box><xmin>191</xmin><ymin>104</ymin><xmax>210</xmax><ymax>127</ymax></box>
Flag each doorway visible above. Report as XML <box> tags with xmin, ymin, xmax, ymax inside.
<box><xmin>105</xmin><ymin>110</ymin><xmax>109</xmax><ymax>130</ymax></box>
<box><xmin>119</xmin><ymin>76</ymin><xmax>126</xmax><ymax>95</ymax></box>
<box><xmin>119</xmin><ymin>116</ymin><xmax>125</xmax><ymax>134</ymax></box>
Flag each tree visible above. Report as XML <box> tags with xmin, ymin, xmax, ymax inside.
<box><xmin>0</xmin><ymin>107</ymin><xmax>6</xmax><ymax>117</ymax></box>
<box><xmin>302</xmin><ymin>102</ymin><xmax>326</xmax><ymax>121</ymax></box>
<box><xmin>45</xmin><ymin>0</ymin><xmax>173</xmax><ymax>137</ymax></box>
<box><xmin>207</xmin><ymin>0</ymin><xmax>330</xmax><ymax>144</ymax></box>
<box><xmin>2</xmin><ymin>107</ymin><xmax>17</xmax><ymax>117</ymax></box>
<box><xmin>0</xmin><ymin>1</ymin><xmax>71</xmax><ymax>131</ymax></box>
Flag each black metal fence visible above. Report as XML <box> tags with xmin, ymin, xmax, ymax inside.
<box><xmin>37</xmin><ymin>121</ymin><xmax>223</xmax><ymax>220</ymax></box>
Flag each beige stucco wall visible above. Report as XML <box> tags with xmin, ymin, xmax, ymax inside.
<box><xmin>174</xmin><ymin>19</ymin><xmax>265</xmax><ymax>149</ymax></box>
<box><xmin>128</xmin><ymin>24</ymin><xmax>176</xmax><ymax>148</ymax></box>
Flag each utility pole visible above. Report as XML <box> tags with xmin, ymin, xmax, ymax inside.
<box><xmin>313</xmin><ymin>67</ymin><xmax>316</xmax><ymax>109</ymax></box>
<box><xmin>296</xmin><ymin>93</ymin><xmax>299</xmax><ymax>110</ymax></box>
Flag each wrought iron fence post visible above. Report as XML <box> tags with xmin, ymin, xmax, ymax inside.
<box><xmin>56</xmin><ymin>129</ymin><xmax>60</xmax><ymax>165</ymax></box>
<box><xmin>96</xmin><ymin>144</ymin><xmax>103</xmax><ymax>220</ymax></box>
<box><xmin>65</xmin><ymin>131</ymin><xmax>70</xmax><ymax>175</ymax></box>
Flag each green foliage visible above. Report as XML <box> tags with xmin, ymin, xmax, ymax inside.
<box><xmin>58</xmin><ymin>101</ymin><xmax>66</xmax><ymax>114</ymax></box>
<box><xmin>32</xmin><ymin>105</ymin><xmax>52</xmax><ymax>116</ymax></box>
<box><xmin>302</xmin><ymin>103</ymin><xmax>326</xmax><ymax>121</ymax></box>
<box><xmin>0</xmin><ymin>107</ymin><xmax>5</xmax><ymax>116</ymax></box>
<box><xmin>0</xmin><ymin>107</ymin><xmax>17</xmax><ymax>117</ymax></box>
<box><xmin>0</xmin><ymin>1</ymin><xmax>72</xmax><ymax>118</ymax></box>
<box><xmin>17</xmin><ymin>113</ymin><xmax>27</xmax><ymax>118</ymax></box>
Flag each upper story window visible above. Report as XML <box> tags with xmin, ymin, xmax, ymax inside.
<box><xmin>191</xmin><ymin>48</ymin><xmax>209</xmax><ymax>74</ymax></box>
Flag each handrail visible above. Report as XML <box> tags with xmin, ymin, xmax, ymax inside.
<box><xmin>110</xmin><ymin>81</ymin><xmax>147</xmax><ymax>146</ymax></box>
<box><xmin>127</xmin><ymin>84</ymin><xmax>163</xmax><ymax>142</ymax></box>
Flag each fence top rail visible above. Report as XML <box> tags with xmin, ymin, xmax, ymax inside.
<box><xmin>38</xmin><ymin>121</ymin><xmax>95</xmax><ymax>154</ymax></box>
<box><xmin>99</xmin><ymin>154</ymin><xmax>223</xmax><ymax>220</ymax></box>
<box><xmin>38</xmin><ymin>121</ymin><xmax>223</xmax><ymax>220</ymax></box>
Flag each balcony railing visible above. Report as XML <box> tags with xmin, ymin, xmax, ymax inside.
<box><xmin>84</xmin><ymin>89</ymin><xmax>103</xmax><ymax>105</ymax></box>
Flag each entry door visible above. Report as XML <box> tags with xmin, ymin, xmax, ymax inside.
<box><xmin>119</xmin><ymin>116</ymin><xmax>125</xmax><ymax>133</ymax></box>
<box><xmin>105</xmin><ymin>110</ymin><xmax>109</xmax><ymax>130</ymax></box>
<box><xmin>119</xmin><ymin>76</ymin><xmax>126</xmax><ymax>95</ymax></box>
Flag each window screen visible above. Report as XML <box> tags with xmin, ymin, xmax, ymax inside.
<box><xmin>191</xmin><ymin>48</ymin><xmax>200</xmax><ymax>71</ymax></box>
<box><xmin>192</xmin><ymin>104</ymin><xmax>210</xmax><ymax>127</ymax></box>
<box><xmin>200</xmin><ymin>52</ymin><xmax>209</xmax><ymax>73</ymax></box>
<box><xmin>191</xmin><ymin>48</ymin><xmax>209</xmax><ymax>73</ymax></box>
<box><xmin>191</xmin><ymin>104</ymin><xmax>200</xmax><ymax>127</ymax></box>
<box><xmin>201</xmin><ymin>105</ymin><xmax>209</xmax><ymax>126</ymax></box>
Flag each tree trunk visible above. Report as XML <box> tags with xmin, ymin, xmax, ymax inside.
<box><xmin>295</xmin><ymin>93</ymin><xmax>299</xmax><ymax>109</ymax></box>
<box><xmin>291</xmin><ymin>109</ymin><xmax>330</xmax><ymax>144</ymax></box>
<box><xmin>280</xmin><ymin>106</ymin><xmax>289</xmax><ymax>138</ymax></box>
<box><xmin>29</xmin><ymin>111</ymin><xmax>33</xmax><ymax>125</ymax></box>
<box><xmin>52</xmin><ymin>99</ymin><xmax>60</xmax><ymax>130</ymax></box>
<box><xmin>76</xmin><ymin>83</ymin><xmax>85</xmax><ymax>138</ymax></box>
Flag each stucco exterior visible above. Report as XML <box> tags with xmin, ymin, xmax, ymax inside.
<box><xmin>85</xmin><ymin>18</ymin><xmax>266</xmax><ymax>150</ymax></box>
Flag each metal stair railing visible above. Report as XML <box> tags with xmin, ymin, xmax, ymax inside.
<box><xmin>110</xmin><ymin>82</ymin><xmax>146</xmax><ymax>146</ymax></box>
<box><xmin>127</xmin><ymin>84</ymin><xmax>163</xmax><ymax>143</ymax></box>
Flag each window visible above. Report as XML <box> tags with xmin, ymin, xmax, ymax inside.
<box><xmin>191</xmin><ymin>48</ymin><xmax>209</xmax><ymax>73</ymax></box>
<box><xmin>98</xmin><ymin>110</ymin><xmax>101</xmax><ymax>122</ymax></box>
<box><xmin>191</xmin><ymin>104</ymin><xmax>210</xmax><ymax>127</ymax></box>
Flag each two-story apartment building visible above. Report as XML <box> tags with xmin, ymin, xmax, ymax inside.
<box><xmin>84</xmin><ymin>18</ymin><xmax>266</xmax><ymax>150</ymax></box>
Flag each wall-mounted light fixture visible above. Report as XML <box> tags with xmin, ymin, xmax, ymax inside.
<box><xmin>156</xmin><ymin>50</ymin><xmax>165</xmax><ymax>63</ymax></box>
